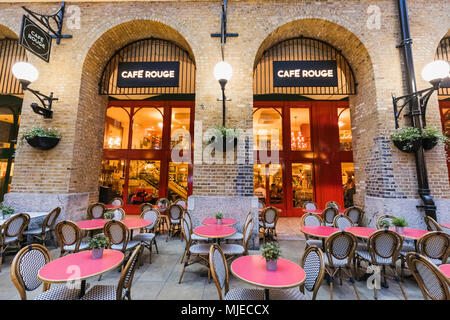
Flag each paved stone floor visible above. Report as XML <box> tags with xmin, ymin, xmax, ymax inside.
<box><xmin>0</xmin><ymin>226</ymin><xmax>425</xmax><ymax>300</ymax></box>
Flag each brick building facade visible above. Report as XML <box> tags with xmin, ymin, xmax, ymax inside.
<box><xmin>0</xmin><ymin>0</ymin><xmax>449</xmax><ymax>233</ymax></box>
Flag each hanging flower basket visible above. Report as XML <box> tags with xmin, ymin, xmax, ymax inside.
<box><xmin>391</xmin><ymin>127</ymin><xmax>421</xmax><ymax>153</ymax></box>
<box><xmin>392</xmin><ymin>138</ymin><xmax>421</xmax><ymax>153</ymax></box>
<box><xmin>422</xmin><ymin>137</ymin><xmax>438</xmax><ymax>150</ymax></box>
<box><xmin>204</xmin><ymin>125</ymin><xmax>239</xmax><ymax>152</ymax></box>
<box><xmin>26</xmin><ymin>136</ymin><xmax>60</xmax><ymax>150</ymax></box>
<box><xmin>421</xmin><ymin>126</ymin><xmax>449</xmax><ymax>151</ymax></box>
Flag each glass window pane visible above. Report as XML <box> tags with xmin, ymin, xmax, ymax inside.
<box><xmin>128</xmin><ymin>160</ymin><xmax>160</xmax><ymax>205</ymax></box>
<box><xmin>442</xmin><ymin>108</ymin><xmax>450</xmax><ymax>141</ymax></box>
<box><xmin>253</xmin><ymin>164</ymin><xmax>266</xmax><ymax>203</ymax></box>
<box><xmin>99</xmin><ymin>160</ymin><xmax>125</xmax><ymax>204</ymax></box>
<box><xmin>342</xmin><ymin>162</ymin><xmax>355</xmax><ymax>208</ymax></box>
<box><xmin>0</xmin><ymin>107</ymin><xmax>14</xmax><ymax>149</ymax></box>
<box><xmin>253</xmin><ymin>108</ymin><xmax>282</xmax><ymax>150</ymax></box>
<box><xmin>338</xmin><ymin>108</ymin><xmax>352</xmax><ymax>151</ymax></box>
<box><xmin>290</xmin><ymin>108</ymin><xmax>311</xmax><ymax>151</ymax></box>
<box><xmin>170</xmin><ymin>108</ymin><xmax>191</xmax><ymax>149</ymax></box>
<box><xmin>104</xmin><ymin>107</ymin><xmax>130</xmax><ymax>149</ymax></box>
<box><xmin>168</xmin><ymin>162</ymin><xmax>188</xmax><ymax>202</ymax></box>
<box><xmin>292</xmin><ymin>163</ymin><xmax>314</xmax><ymax>208</ymax></box>
<box><xmin>132</xmin><ymin>108</ymin><xmax>163</xmax><ymax>150</ymax></box>
<box><xmin>268</xmin><ymin>164</ymin><xmax>283</xmax><ymax>204</ymax></box>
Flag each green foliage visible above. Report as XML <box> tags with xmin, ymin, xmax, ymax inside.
<box><xmin>204</xmin><ymin>125</ymin><xmax>239</xmax><ymax>144</ymax></box>
<box><xmin>392</xmin><ymin>217</ymin><xmax>408</xmax><ymax>227</ymax></box>
<box><xmin>391</xmin><ymin>127</ymin><xmax>421</xmax><ymax>142</ymax></box>
<box><xmin>21</xmin><ymin>126</ymin><xmax>61</xmax><ymax>141</ymax></box>
<box><xmin>159</xmin><ymin>198</ymin><xmax>169</xmax><ymax>205</ymax></box>
<box><xmin>104</xmin><ymin>210</ymin><xmax>115</xmax><ymax>219</ymax></box>
<box><xmin>88</xmin><ymin>234</ymin><xmax>109</xmax><ymax>250</ymax></box>
<box><xmin>326</xmin><ymin>201</ymin><xmax>339</xmax><ymax>209</ymax></box>
<box><xmin>379</xmin><ymin>219</ymin><xmax>391</xmax><ymax>228</ymax></box>
<box><xmin>0</xmin><ymin>203</ymin><xmax>14</xmax><ymax>217</ymax></box>
<box><xmin>422</xmin><ymin>126</ymin><xmax>449</xmax><ymax>144</ymax></box>
<box><xmin>215</xmin><ymin>212</ymin><xmax>224</xmax><ymax>219</ymax></box>
<box><xmin>261</xmin><ymin>241</ymin><xmax>281</xmax><ymax>261</ymax></box>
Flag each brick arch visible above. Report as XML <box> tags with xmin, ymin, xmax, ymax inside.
<box><xmin>251</xmin><ymin>18</ymin><xmax>379</xmax><ymax>209</ymax></box>
<box><xmin>69</xmin><ymin>20</ymin><xmax>196</xmax><ymax>201</ymax></box>
<box><xmin>0</xmin><ymin>24</ymin><xmax>18</xmax><ymax>39</ymax></box>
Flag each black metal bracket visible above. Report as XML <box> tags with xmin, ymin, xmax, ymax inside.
<box><xmin>20</xmin><ymin>81</ymin><xmax>57</xmax><ymax>119</ymax></box>
<box><xmin>392</xmin><ymin>84</ymin><xmax>438</xmax><ymax>129</ymax></box>
<box><xmin>396</xmin><ymin>38</ymin><xmax>413</xmax><ymax>48</ymax></box>
<box><xmin>22</xmin><ymin>2</ymin><xmax>72</xmax><ymax>45</ymax></box>
<box><xmin>211</xmin><ymin>0</ymin><xmax>239</xmax><ymax>45</ymax></box>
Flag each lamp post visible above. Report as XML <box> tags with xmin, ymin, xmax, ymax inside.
<box><xmin>214</xmin><ymin>61</ymin><xmax>232</xmax><ymax>127</ymax></box>
<box><xmin>12</xmin><ymin>62</ymin><xmax>58</xmax><ymax>119</ymax></box>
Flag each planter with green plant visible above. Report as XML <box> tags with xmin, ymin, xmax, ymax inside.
<box><xmin>215</xmin><ymin>212</ymin><xmax>224</xmax><ymax>225</ymax></box>
<box><xmin>88</xmin><ymin>234</ymin><xmax>109</xmax><ymax>259</ymax></box>
<box><xmin>390</xmin><ymin>127</ymin><xmax>421</xmax><ymax>153</ymax></box>
<box><xmin>204</xmin><ymin>125</ymin><xmax>239</xmax><ymax>152</ymax></box>
<box><xmin>392</xmin><ymin>217</ymin><xmax>408</xmax><ymax>235</ymax></box>
<box><xmin>261</xmin><ymin>241</ymin><xmax>281</xmax><ymax>271</ymax></box>
<box><xmin>158</xmin><ymin>198</ymin><xmax>169</xmax><ymax>209</ymax></box>
<box><xmin>326</xmin><ymin>201</ymin><xmax>339</xmax><ymax>210</ymax></box>
<box><xmin>21</xmin><ymin>126</ymin><xmax>61</xmax><ymax>150</ymax></box>
<box><xmin>0</xmin><ymin>203</ymin><xmax>14</xmax><ymax>219</ymax></box>
<box><xmin>421</xmin><ymin>126</ymin><xmax>449</xmax><ymax>150</ymax></box>
<box><xmin>104</xmin><ymin>210</ymin><xmax>115</xmax><ymax>220</ymax></box>
<box><xmin>379</xmin><ymin>219</ymin><xmax>391</xmax><ymax>230</ymax></box>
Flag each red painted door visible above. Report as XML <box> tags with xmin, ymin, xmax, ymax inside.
<box><xmin>439</xmin><ymin>100</ymin><xmax>450</xmax><ymax>183</ymax></box>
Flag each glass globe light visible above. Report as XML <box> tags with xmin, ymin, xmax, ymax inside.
<box><xmin>213</xmin><ymin>61</ymin><xmax>232</xmax><ymax>81</ymax></box>
<box><xmin>12</xmin><ymin>62</ymin><xmax>39</xmax><ymax>83</ymax></box>
<box><xmin>421</xmin><ymin>60</ymin><xmax>450</xmax><ymax>84</ymax></box>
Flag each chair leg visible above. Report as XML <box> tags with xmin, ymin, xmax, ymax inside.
<box><xmin>180</xmin><ymin>248</ymin><xmax>187</xmax><ymax>264</ymax></box>
<box><xmin>329</xmin><ymin>277</ymin><xmax>334</xmax><ymax>300</ymax></box>
<box><xmin>154</xmin><ymin>239</ymin><xmax>159</xmax><ymax>254</ymax></box>
<box><xmin>391</xmin><ymin>265</ymin><xmax>408</xmax><ymax>300</ymax></box>
<box><xmin>179</xmin><ymin>253</ymin><xmax>190</xmax><ymax>284</ymax></box>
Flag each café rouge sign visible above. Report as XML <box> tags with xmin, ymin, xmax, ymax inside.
<box><xmin>273</xmin><ymin>60</ymin><xmax>338</xmax><ymax>87</ymax></box>
<box><xmin>117</xmin><ymin>61</ymin><xmax>180</xmax><ymax>87</ymax></box>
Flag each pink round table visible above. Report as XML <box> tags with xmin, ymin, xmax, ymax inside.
<box><xmin>389</xmin><ymin>227</ymin><xmax>429</xmax><ymax>240</ymax></box>
<box><xmin>77</xmin><ymin>218</ymin><xmax>152</xmax><ymax>231</ymax></box>
<box><xmin>202</xmin><ymin>217</ymin><xmax>237</xmax><ymax>226</ymax></box>
<box><xmin>231</xmin><ymin>255</ymin><xmax>306</xmax><ymax>300</ymax></box>
<box><xmin>105</xmin><ymin>204</ymin><xmax>121</xmax><ymax>209</ymax></box>
<box><xmin>193</xmin><ymin>225</ymin><xmax>236</xmax><ymax>243</ymax></box>
<box><xmin>301</xmin><ymin>225</ymin><xmax>339</xmax><ymax>248</ymax></box>
<box><xmin>38</xmin><ymin>249</ymin><xmax>124</xmax><ymax>297</ymax></box>
<box><xmin>440</xmin><ymin>223</ymin><xmax>450</xmax><ymax>229</ymax></box>
<box><xmin>306</xmin><ymin>209</ymin><xmax>346</xmax><ymax>214</ymax></box>
<box><xmin>439</xmin><ymin>264</ymin><xmax>450</xmax><ymax>280</ymax></box>
<box><xmin>345</xmin><ymin>226</ymin><xmax>377</xmax><ymax>239</ymax></box>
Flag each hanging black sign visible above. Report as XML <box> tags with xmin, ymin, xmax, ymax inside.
<box><xmin>19</xmin><ymin>15</ymin><xmax>52</xmax><ymax>63</ymax></box>
<box><xmin>273</xmin><ymin>60</ymin><xmax>338</xmax><ymax>87</ymax></box>
<box><xmin>117</xmin><ymin>62</ymin><xmax>180</xmax><ymax>88</ymax></box>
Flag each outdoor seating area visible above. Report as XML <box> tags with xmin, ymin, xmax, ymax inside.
<box><xmin>0</xmin><ymin>199</ymin><xmax>448</xmax><ymax>301</ymax></box>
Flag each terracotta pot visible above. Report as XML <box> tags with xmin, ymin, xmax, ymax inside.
<box><xmin>266</xmin><ymin>259</ymin><xmax>277</xmax><ymax>271</ymax></box>
<box><xmin>92</xmin><ymin>248</ymin><xmax>104</xmax><ymax>259</ymax></box>
<box><xmin>26</xmin><ymin>136</ymin><xmax>60</xmax><ymax>150</ymax></box>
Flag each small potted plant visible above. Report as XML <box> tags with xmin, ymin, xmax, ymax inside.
<box><xmin>390</xmin><ymin>127</ymin><xmax>421</xmax><ymax>153</ymax></box>
<box><xmin>21</xmin><ymin>126</ymin><xmax>61</xmax><ymax>150</ymax></box>
<box><xmin>392</xmin><ymin>217</ymin><xmax>408</xmax><ymax>235</ymax></box>
<box><xmin>0</xmin><ymin>203</ymin><xmax>14</xmax><ymax>219</ymax></box>
<box><xmin>158</xmin><ymin>198</ymin><xmax>169</xmax><ymax>208</ymax></box>
<box><xmin>104</xmin><ymin>210</ymin><xmax>115</xmax><ymax>220</ymax></box>
<box><xmin>379</xmin><ymin>219</ymin><xmax>391</xmax><ymax>230</ymax></box>
<box><xmin>88</xmin><ymin>234</ymin><xmax>109</xmax><ymax>259</ymax></box>
<box><xmin>215</xmin><ymin>212</ymin><xmax>224</xmax><ymax>225</ymax></box>
<box><xmin>204</xmin><ymin>125</ymin><xmax>239</xmax><ymax>152</ymax></box>
<box><xmin>421</xmin><ymin>126</ymin><xmax>449</xmax><ymax>150</ymax></box>
<box><xmin>326</xmin><ymin>201</ymin><xmax>339</xmax><ymax>210</ymax></box>
<box><xmin>261</xmin><ymin>241</ymin><xmax>281</xmax><ymax>271</ymax></box>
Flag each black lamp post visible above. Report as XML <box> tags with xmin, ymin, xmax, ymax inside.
<box><xmin>214</xmin><ymin>61</ymin><xmax>232</xmax><ymax>127</ymax></box>
<box><xmin>12</xmin><ymin>62</ymin><xmax>58</xmax><ymax>119</ymax></box>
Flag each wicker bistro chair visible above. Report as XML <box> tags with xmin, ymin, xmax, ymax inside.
<box><xmin>325</xmin><ymin>201</ymin><xmax>340</xmax><ymax>209</ymax></box>
<box><xmin>333</xmin><ymin>214</ymin><xmax>354</xmax><ymax>230</ymax></box>
<box><xmin>375</xmin><ymin>215</ymin><xmax>395</xmax><ymax>229</ymax></box>
<box><xmin>179</xmin><ymin>217</ymin><xmax>211</xmax><ymax>284</ymax></box>
<box><xmin>23</xmin><ymin>207</ymin><xmax>61</xmax><ymax>247</ymax></box>
<box><xmin>258</xmin><ymin>200</ymin><xmax>265</xmax><ymax>210</ymax></box>
<box><xmin>406</xmin><ymin>252</ymin><xmax>450</xmax><ymax>300</ymax></box>
<box><xmin>209</xmin><ymin>243</ymin><xmax>265</xmax><ymax>300</ymax></box>
<box><xmin>269</xmin><ymin>246</ymin><xmax>326</xmax><ymax>300</ymax></box>
<box><xmin>109</xmin><ymin>197</ymin><xmax>124</xmax><ymax>206</ymax></box>
<box><xmin>323</xmin><ymin>207</ymin><xmax>338</xmax><ymax>227</ymax></box>
<box><xmin>87</xmin><ymin>203</ymin><xmax>106</xmax><ymax>220</ymax></box>
<box><xmin>301</xmin><ymin>213</ymin><xmax>324</xmax><ymax>249</ymax></box>
<box><xmin>179</xmin><ymin>212</ymin><xmax>209</xmax><ymax>264</ymax></box>
<box><xmin>104</xmin><ymin>220</ymin><xmax>140</xmax><ymax>268</ymax></box>
<box><xmin>109</xmin><ymin>208</ymin><xmax>126</xmax><ymax>220</ymax></box>
<box><xmin>166</xmin><ymin>204</ymin><xmax>184</xmax><ymax>242</ymax></box>
<box><xmin>416</xmin><ymin>231</ymin><xmax>449</xmax><ymax>266</ymax></box>
<box><xmin>259</xmin><ymin>206</ymin><xmax>279</xmax><ymax>241</ymax></box>
<box><xmin>133</xmin><ymin>209</ymin><xmax>160</xmax><ymax>263</ymax></box>
<box><xmin>0</xmin><ymin>213</ymin><xmax>30</xmax><ymax>271</ymax></box>
<box><xmin>344</xmin><ymin>206</ymin><xmax>364</xmax><ymax>227</ymax></box>
<box><xmin>10</xmin><ymin>244</ymin><xmax>82</xmax><ymax>300</ymax></box>
<box><xmin>224</xmin><ymin>212</ymin><xmax>252</xmax><ymax>242</ymax></box>
<box><xmin>139</xmin><ymin>203</ymin><xmax>153</xmax><ymax>214</ymax></box>
<box><xmin>221</xmin><ymin>219</ymin><xmax>254</xmax><ymax>261</ymax></box>
<box><xmin>55</xmin><ymin>221</ymin><xmax>89</xmax><ymax>257</ymax></box>
<box><xmin>81</xmin><ymin>245</ymin><xmax>143</xmax><ymax>300</ymax></box>
<box><xmin>355</xmin><ymin>229</ymin><xmax>407</xmax><ymax>300</ymax></box>
<box><xmin>174</xmin><ymin>199</ymin><xmax>187</xmax><ymax>208</ymax></box>
<box><xmin>424</xmin><ymin>216</ymin><xmax>444</xmax><ymax>232</ymax></box>
<box><xmin>303</xmin><ymin>201</ymin><xmax>318</xmax><ymax>211</ymax></box>
<box><xmin>323</xmin><ymin>231</ymin><xmax>360</xmax><ymax>300</ymax></box>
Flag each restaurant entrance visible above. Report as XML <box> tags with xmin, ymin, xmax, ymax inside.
<box><xmin>253</xmin><ymin>37</ymin><xmax>357</xmax><ymax>217</ymax></box>
<box><xmin>98</xmin><ymin>38</ymin><xmax>196</xmax><ymax>214</ymax></box>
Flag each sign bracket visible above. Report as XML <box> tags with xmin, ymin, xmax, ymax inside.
<box><xmin>22</xmin><ymin>2</ymin><xmax>72</xmax><ymax>45</ymax></box>
<box><xmin>211</xmin><ymin>0</ymin><xmax>238</xmax><ymax>59</ymax></box>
